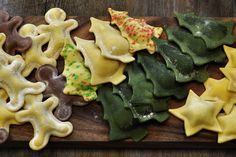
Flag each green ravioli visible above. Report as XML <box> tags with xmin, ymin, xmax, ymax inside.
<box><xmin>97</xmin><ymin>86</ymin><xmax>147</xmax><ymax>141</ymax></box>
<box><xmin>137</xmin><ymin>53</ymin><xmax>187</xmax><ymax>99</ymax></box>
<box><xmin>166</xmin><ymin>26</ymin><xmax>226</xmax><ymax>65</ymax></box>
<box><xmin>175</xmin><ymin>12</ymin><xmax>235</xmax><ymax>49</ymax></box>
<box><xmin>153</xmin><ymin>37</ymin><xmax>208</xmax><ymax>82</ymax></box>
<box><xmin>113</xmin><ymin>81</ymin><xmax>169</xmax><ymax>123</ymax></box>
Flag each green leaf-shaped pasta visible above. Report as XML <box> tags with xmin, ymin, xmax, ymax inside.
<box><xmin>137</xmin><ymin>53</ymin><xmax>187</xmax><ymax>99</ymax></box>
<box><xmin>113</xmin><ymin>81</ymin><xmax>169</xmax><ymax>123</ymax></box>
<box><xmin>166</xmin><ymin>26</ymin><xmax>226</xmax><ymax>65</ymax></box>
<box><xmin>175</xmin><ymin>12</ymin><xmax>235</xmax><ymax>49</ymax></box>
<box><xmin>153</xmin><ymin>37</ymin><xmax>208</xmax><ymax>82</ymax></box>
<box><xmin>97</xmin><ymin>86</ymin><xmax>147</xmax><ymax>141</ymax></box>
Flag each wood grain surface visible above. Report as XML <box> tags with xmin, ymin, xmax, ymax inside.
<box><xmin>0</xmin><ymin>0</ymin><xmax>235</xmax><ymax>157</ymax></box>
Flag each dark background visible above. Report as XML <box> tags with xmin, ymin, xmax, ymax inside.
<box><xmin>0</xmin><ymin>0</ymin><xmax>236</xmax><ymax>156</ymax></box>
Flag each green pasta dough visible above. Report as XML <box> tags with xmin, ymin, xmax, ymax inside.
<box><xmin>97</xmin><ymin>86</ymin><xmax>148</xmax><ymax>141</ymax></box>
<box><xmin>166</xmin><ymin>26</ymin><xmax>226</xmax><ymax>65</ymax></box>
<box><xmin>175</xmin><ymin>12</ymin><xmax>235</xmax><ymax>49</ymax></box>
<box><xmin>137</xmin><ymin>52</ymin><xmax>187</xmax><ymax>99</ymax></box>
<box><xmin>113</xmin><ymin>81</ymin><xmax>169</xmax><ymax>123</ymax></box>
<box><xmin>153</xmin><ymin>37</ymin><xmax>208</xmax><ymax>82</ymax></box>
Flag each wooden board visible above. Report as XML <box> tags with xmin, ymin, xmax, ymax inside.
<box><xmin>2</xmin><ymin>16</ymin><xmax>236</xmax><ymax>149</ymax></box>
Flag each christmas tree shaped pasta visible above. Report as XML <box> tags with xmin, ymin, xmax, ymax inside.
<box><xmin>75</xmin><ymin>37</ymin><xmax>126</xmax><ymax>85</ymax></box>
<box><xmin>89</xmin><ymin>17</ymin><xmax>134</xmax><ymax>63</ymax></box>
<box><xmin>108</xmin><ymin>8</ymin><xmax>163</xmax><ymax>54</ymax></box>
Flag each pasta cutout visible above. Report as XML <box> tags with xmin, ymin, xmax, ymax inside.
<box><xmin>19</xmin><ymin>24</ymin><xmax>56</xmax><ymax>77</ymax></box>
<box><xmin>75</xmin><ymin>37</ymin><xmax>126</xmax><ymax>85</ymax></box>
<box><xmin>89</xmin><ymin>17</ymin><xmax>134</xmax><ymax>63</ymax></box>
<box><xmin>37</xmin><ymin>8</ymin><xmax>78</xmax><ymax>59</ymax></box>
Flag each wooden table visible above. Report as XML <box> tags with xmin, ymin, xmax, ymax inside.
<box><xmin>0</xmin><ymin>0</ymin><xmax>236</xmax><ymax>156</ymax></box>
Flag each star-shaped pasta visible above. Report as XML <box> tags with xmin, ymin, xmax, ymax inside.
<box><xmin>224</xmin><ymin>45</ymin><xmax>236</xmax><ymax>68</ymax></box>
<box><xmin>169</xmin><ymin>90</ymin><xmax>223</xmax><ymax>136</ymax></box>
<box><xmin>19</xmin><ymin>24</ymin><xmax>56</xmax><ymax>77</ymax></box>
<box><xmin>201</xmin><ymin>78</ymin><xmax>236</xmax><ymax>114</ymax></box>
<box><xmin>220</xmin><ymin>68</ymin><xmax>236</xmax><ymax>92</ymax></box>
<box><xmin>218</xmin><ymin>106</ymin><xmax>236</xmax><ymax>143</ymax></box>
<box><xmin>15</xmin><ymin>95</ymin><xmax>73</xmax><ymax>150</ymax></box>
<box><xmin>0</xmin><ymin>59</ymin><xmax>46</xmax><ymax>111</ymax></box>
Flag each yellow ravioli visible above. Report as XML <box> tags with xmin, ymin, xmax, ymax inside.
<box><xmin>224</xmin><ymin>45</ymin><xmax>236</xmax><ymax>68</ymax></box>
<box><xmin>89</xmin><ymin>17</ymin><xmax>134</xmax><ymax>63</ymax></box>
<box><xmin>201</xmin><ymin>78</ymin><xmax>236</xmax><ymax>114</ymax></box>
<box><xmin>75</xmin><ymin>37</ymin><xmax>126</xmax><ymax>85</ymax></box>
<box><xmin>19</xmin><ymin>24</ymin><xmax>56</xmax><ymax>77</ymax></box>
<box><xmin>220</xmin><ymin>67</ymin><xmax>236</xmax><ymax>92</ymax></box>
<box><xmin>108</xmin><ymin>8</ymin><xmax>163</xmax><ymax>54</ymax></box>
<box><xmin>15</xmin><ymin>95</ymin><xmax>73</xmax><ymax>150</ymax></box>
<box><xmin>218</xmin><ymin>106</ymin><xmax>236</xmax><ymax>143</ymax></box>
<box><xmin>61</xmin><ymin>43</ymin><xmax>97</xmax><ymax>101</ymax></box>
<box><xmin>0</xmin><ymin>59</ymin><xmax>46</xmax><ymax>111</ymax></box>
<box><xmin>37</xmin><ymin>8</ymin><xmax>78</xmax><ymax>59</ymax></box>
<box><xmin>169</xmin><ymin>90</ymin><xmax>223</xmax><ymax>136</ymax></box>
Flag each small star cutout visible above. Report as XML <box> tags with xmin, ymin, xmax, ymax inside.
<box><xmin>220</xmin><ymin>67</ymin><xmax>236</xmax><ymax>92</ymax></box>
<box><xmin>224</xmin><ymin>45</ymin><xmax>236</xmax><ymax>68</ymax></box>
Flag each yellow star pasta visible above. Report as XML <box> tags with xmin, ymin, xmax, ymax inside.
<box><xmin>169</xmin><ymin>90</ymin><xmax>223</xmax><ymax>136</ymax></box>
<box><xmin>89</xmin><ymin>17</ymin><xmax>134</xmax><ymax>63</ymax></box>
<box><xmin>37</xmin><ymin>8</ymin><xmax>78</xmax><ymax>59</ymax></box>
<box><xmin>75</xmin><ymin>37</ymin><xmax>126</xmax><ymax>85</ymax></box>
<box><xmin>19</xmin><ymin>24</ymin><xmax>57</xmax><ymax>77</ymax></box>
<box><xmin>201</xmin><ymin>78</ymin><xmax>236</xmax><ymax>114</ymax></box>
<box><xmin>218</xmin><ymin>106</ymin><xmax>236</xmax><ymax>143</ymax></box>
<box><xmin>220</xmin><ymin>67</ymin><xmax>236</xmax><ymax>92</ymax></box>
<box><xmin>15</xmin><ymin>95</ymin><xmax>73</xmax><ymax>150</ymax></box>
<box><xmin>224</xmin><ymin>45</ymin><xmax>236</xmax><ymax>68</ymax></box>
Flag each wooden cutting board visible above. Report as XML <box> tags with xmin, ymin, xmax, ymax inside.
<box><xmin>2</xmin><ymin>16</ymin><xmax>236</xmax><ymax>149</ymax></box>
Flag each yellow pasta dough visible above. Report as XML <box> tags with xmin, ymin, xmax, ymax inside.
<box><xmin>224</xmin><ymin>45</ymin><xmax>236</xmax><ymax>68</ymax></box>
<box><xmin>0</xmin><ymin>59</ymin><xmax>46</xmax><ymax>111</ymax></box>
<box><xmin>169</xmin><ymin>90</ymin><xmax>223</xmax><ymax>136</ymax></box>
<box><xmin>37</xmin><ymin>8</ymin><xmax>78</xmax><ymax>59</ymax></box>
<box><xmin>220</xmin><ymin>68</ymin><xmax>236</xmax><ymax>92</ymax></box>
<box><xmin>16</xmin><ymin>95</ymin><xmax>73</xmax><ymax>150</ymax></box>
<box><xmin>89</xmin><ymin>17</ymin><xmax>134</xmax><ymax>63</ymax></box>
<box><xmin>61</xmin><ymin>42</ymin><xmax>97</xmax><ymax>101</ymax></box>
<box><xmin>218</xmin><ymin>106</ymin><xmax>236</xmax><ymax>143</ymax></box>
<box><xmin>75</xmin><ymin>37</ymin><xmax>126</xmax><ymax>85</ymax></box>
<box><xmin>19</xmin><ymin>24</ymin><xmax>57</xmax><ymax>77</ymax></box>
<box><xmin>201</xmin><ymin>78</ymin><xmax>236</xmax><ymax>114</ymax></box>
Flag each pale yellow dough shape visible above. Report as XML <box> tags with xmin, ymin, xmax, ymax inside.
<box><xmin>220</xmin><ymin>67</ymin><xmax>236</xmax><ymax>92</ymax></box>
<box><xmin>37</xmin><ymin>8</ymin><xmax>78</xmax><ymax>59</ymax></box>
<box><xmin>169</xmin><ymin>90</ymin><xmax>223</xmax><ymax>136</ymax></box>
<box><xmin>201</xmin><ymin>78</ymin><xmax>236</xmax><ymax>114</ymax></box>
<box><xmin>218</xmin><ymin>106</ymin><xmax>236</xmax><ymax>143</ymax></box>
<box><xmin>15</xmin><ymin>95</ymin><xmax>73</xmax><ymax>150</ymax></box>
<box><xmin>89</xmin><ymin>17</ymin><xmax>134</xmax><ymax>63</ymax></box>
<box><xmin>0</xmin><ymin>59</ymin><xmax>46</xmax><ymax>111</ymax></box>
<box><xmin>223</xmin><ymin>45</ymin><xmax>236</xmax><ymax>68</ymax></box>
<box><xmin>19</xmin><ymin>24</ymin><xmax>57</xmax><ymax>77</ymax></box>
<box><xmin>0</xmin><ymin>92</ymin><xmax>20</xmax><ymax>140</ymax></box>
<box><xmin>75</xmin><ymin>37</ymin><xmax>126</xmax><ymax>85</ymax></box>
